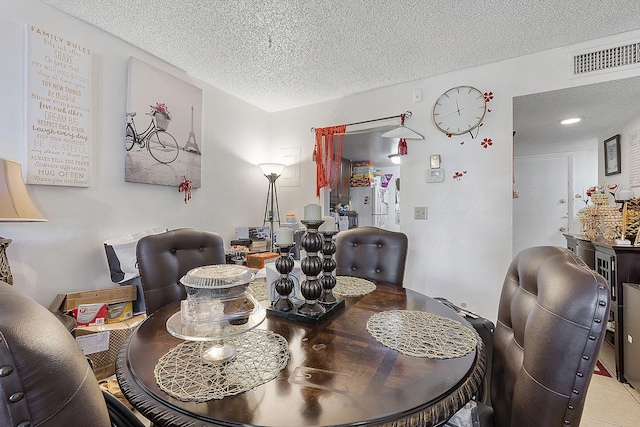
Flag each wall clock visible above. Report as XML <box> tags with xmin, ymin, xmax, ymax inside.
<box><xmin>432</xmin><ymin>86</ymin><xmax>486</xmax><ymax>135</ymax></box>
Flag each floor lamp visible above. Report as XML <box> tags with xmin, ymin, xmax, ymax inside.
<box><xmin>259</xmin><ymin>163</ymin><xmax>285</xmax><ymax>251</ymax></box>
<box><xmin>0</xmin><ymin>159</ymin><xmax>47</xmax><ymax>285</ymax></box>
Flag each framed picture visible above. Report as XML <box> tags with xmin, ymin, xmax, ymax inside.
<box><xmin>126</xmin><ymin>57</ymin><xmax>203</xmax><ymax>188</ymax></box>
<box><xmin>604</xmin><ymin>134</ymin><xmax>621</xmax><ymax>176</ymax></box>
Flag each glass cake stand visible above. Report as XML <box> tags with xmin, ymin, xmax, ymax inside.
<box><xmin>166</xmin><ymin>290</ymin><xmax>266</xmax><ymax>364</ymax></box>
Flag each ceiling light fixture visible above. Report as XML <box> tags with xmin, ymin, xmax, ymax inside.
<box><xmin>388</xmin><ymin>154</ymin><xmax>401</xmax><ymax>165</ymax></box>
<box><xmin>560</xmin><ymin>117</ymin><xmax>582</xmax><ymax>125</ymax></box>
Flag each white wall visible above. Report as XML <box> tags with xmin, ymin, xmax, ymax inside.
<box><xmin>4</xmin><ymin>1</ymin><xmax>640</xmax><ymax>320</ymax></box>
<box><xmin>272</xmin><ymin>31</ymin><xmax>640</xmax><ymax>320</ymax></box>
<box><xmin>599</xmin><ymin>112</ymin><xmax>640</xmax><ymax>197</ymax></box>
<box><xmin>1</xmin><ymin>1</ymin><xmax>271</xmax><ymax>306</ymax></box>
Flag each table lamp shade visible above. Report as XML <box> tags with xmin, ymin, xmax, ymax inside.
<box><xmin>0</xmin><ymin>158</ymin><xmax>46</xmax><ymax>222</ymax></box>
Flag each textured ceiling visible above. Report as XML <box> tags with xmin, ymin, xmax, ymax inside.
<box><xmin>39</xmin><ymin>0</ymin><xmax>640</xmax><ymax>113</ymax></box>
<box><xmin>514</xmin><ymin>76</ymin><xmax>640</xmax><ymax>150</ymax></box>
<box><xmin>37</xmin><ymin>1</ymin><xmax>640</xmax><ymax>164</ymax></box>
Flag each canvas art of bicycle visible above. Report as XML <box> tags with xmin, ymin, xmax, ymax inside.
<box><xmin>125</xmin><ymin>103</ymin><xmax>179</xmax><ymax>164</ymax></box>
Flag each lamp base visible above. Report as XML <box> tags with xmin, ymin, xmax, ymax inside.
<box><xmin>0</xmin><ymin>238</ymin><xmax>13</xmax><ymax>286</ymax></box>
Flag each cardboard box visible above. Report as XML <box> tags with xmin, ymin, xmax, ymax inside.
<box><xmin>72</xmin><ymin>303</ymin><xmax>108</xmax><ymax>327</ymax></box>
<box><xmin>106</xmin><ymin>301</ymin><xmax>133</xmax><ymax>323</ymax></box>
<box><xmin>75</xmin><ymin>314</ymin><xmax>146</xmax><ymax>380</ymax></box>
<box><xmin>246</xmin><ymin>252</ymin><xmax>279</xmax><ymax>269</ymax></box>
<box><xmin>49</xmin><ymin>285</ymin><xmax>137</xmax><ymax>313</ymax></box>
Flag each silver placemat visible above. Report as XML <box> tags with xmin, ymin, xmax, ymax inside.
<box><xmin>154</xmin><ymin>329</ymin><xmax>289</xmax><ymax>402</ymax></box>
<box><xmin>366</xmin><ymin>310</ymin><xmax>477</xmax><ymax>359</ymax></box>
<box><xmin>334</xmin><ymin>276</ymin><xmax>376</xmax><ymax>297</ymax></box>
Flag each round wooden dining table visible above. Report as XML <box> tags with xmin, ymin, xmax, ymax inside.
<box><xmin>116</xmin><ymin>282</ymin><xmax>486</xmax><ymax>426</ymax></box>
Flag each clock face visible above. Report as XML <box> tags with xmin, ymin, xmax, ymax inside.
<box><xmin>432</xmin><ymin>86</ymin><xmax>486</xmax><ymax>135</ymax></box>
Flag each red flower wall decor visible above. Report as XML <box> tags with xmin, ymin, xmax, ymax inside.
<box><xmin>453</xmin><ymin>171</ymin><xmax>467</xmax><ymax>181</ymax></box>
<box><xmin>178</xmin><ymin>176</ymin><xmax>192</xmax><ymax>204</ymax></box>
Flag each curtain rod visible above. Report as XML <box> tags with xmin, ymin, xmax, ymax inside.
<box><xmin>310</xmin><ymin>111</ymin><xmax>412</xmax><ymax>133</ymax></box>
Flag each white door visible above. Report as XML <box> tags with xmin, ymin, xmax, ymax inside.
<box><xmin>513</xmin><ymin>154</ymin><xmax>570</xmax><ymax>256</ymax></box>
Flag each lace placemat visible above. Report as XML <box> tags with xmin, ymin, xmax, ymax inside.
<box><xmin>249</xmin><ymin>280</ymin><xmax>267</xmax><ymax>301</ymax></box>
<box><xmin>154</xmin><ymin>329</ymin><xmax>289</xmax><ymax>402</ymax></box>
<box><xmin>334</xmin><ymin>276</ymin><xmax>376</xmax><ymax>297</ymax></box>
<box><xmin>366</xmin><ymin>310</ymin><xmax>477</xmax><ymax>359</ymax></box>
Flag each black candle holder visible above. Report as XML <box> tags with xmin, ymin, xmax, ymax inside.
<box><xmin>319</xmin><ymin>230</ymin><xmax>339</xmax><ymax>304</ymax></box>
<box><xmin>298</xmin><ymin>219</ymin><xmax>326</xmax><ymax>317</ymax></box>
<box><xmin>272</xmin><ymin>243</ymin><xmax>295</xmax><ymax>312</ymax></box>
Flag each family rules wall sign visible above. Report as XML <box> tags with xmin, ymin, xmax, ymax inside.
<box><xmin>26</xmin><ymin>25</ymin><xmax>91</xmax><ymax>187</ymax></box>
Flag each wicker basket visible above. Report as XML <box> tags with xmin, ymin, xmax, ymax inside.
<box><xmin>155</xmin><ymin>113</ymin><xmax>170</xmax><ymax>130</ymax></box>
<box><xmin>591</xmin><ymin>193</ymin><xmax>609</xmax><ymax>205</ymax></box>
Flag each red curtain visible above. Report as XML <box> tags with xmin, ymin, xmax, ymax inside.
<box><xmin>314</xmin><ymin>125</ymin><xmax>346</xmax><ymax>197</ymax></box>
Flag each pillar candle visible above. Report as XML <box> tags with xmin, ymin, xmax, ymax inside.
<box><xmin>319</xmin><ymin>216</ymin><xmax>337</xmax><ymax>232</ymax></box>
<box><xmin>275</xmin><ymin>227</ymin><xmax>293</xmax><ymax>245</ymax></box>
<box><xmin>304</xmin><ymin>204</ymin><xmax>322</xmax><ymax>220</ymax></box>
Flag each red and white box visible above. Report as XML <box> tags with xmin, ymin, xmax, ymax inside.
<box><xmin>72</xmin><ymin>303</ymin><xmax>108</xmax><ymax>327</ymax></box>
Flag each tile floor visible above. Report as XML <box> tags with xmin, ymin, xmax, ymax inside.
<box><xmin>129</xmin><ymin>340</ymin><xmax>640</xmax><ymax>426</ymax></box>
<box><xmin>581</xmin><ymin>341</ymin><xmax>640</xmax><ymax>426</ymax></box>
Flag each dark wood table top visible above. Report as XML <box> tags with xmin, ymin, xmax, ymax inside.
<box><xmin>116</xmin><ymin>283</ymin><xmax>486</xmax><ymax>427</ymax></box>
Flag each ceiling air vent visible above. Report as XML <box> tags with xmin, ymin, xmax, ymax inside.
<box><xmin>572</xmin><ymin>42</ymin><xmax>640</xmax><ymax>75</ymax></box>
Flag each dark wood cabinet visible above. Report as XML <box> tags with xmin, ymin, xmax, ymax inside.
<box><xmin>577</xmin><ymin>239</ymin><xmax>596</xmax><ymax>270</ymax></box>
<box><xmin>592</xmin><ymin>242</ymin><xmax>640</xmax><ymax>383</ymax></box>
<box><xmin>564</xmin><ymin>234</ymin><xmax>596</xmax><ymax>270</ymax></box>
<box><xmin>330</xmin><ymin>157</ymin><xmax>351</xmax><ymax>206</ymax></box>
<box><xmin>565</xmin><ymin>234</ymin><xmax>577</xmax><ymax>253</ymax></box>
<box><xmin>567</xmin><ymin>234</ymin><xmax>640</xmax><ymax>383</ymax></box>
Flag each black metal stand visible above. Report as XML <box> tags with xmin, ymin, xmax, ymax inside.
<box><xmin>319</xmin><ymin>231</ymin><xmax>339</xmax><ymax>304</ymax></box>
<box><xmin>267</xmin><ymin>221</ymin><xmax>345</xmax><ymax>325</ymax></box>
<box><xmin>271</xmin><ymin>243</ymin><xmax>295</xmax><ymax>312</ymax></box>
<box><xmin>298</xmin><ymin>220</ymin><xmax>325</xmax><ymax>317</ymax></box>
<box><xmin>262</xmin><ymin>172</ymin><xmax>281</xmax><ymax>251</ymax></box>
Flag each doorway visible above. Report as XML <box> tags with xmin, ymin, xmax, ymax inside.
<box><xmin>339</xmin><ymin>126</ymin><xmax>401</xmax><ymax>232</ymax></box>
<box><xmin>511</xmin><ymin>77</ymin><xmax>640</xmax><ymax>255</ymax></box>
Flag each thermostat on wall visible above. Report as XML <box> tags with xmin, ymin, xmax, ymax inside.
<box><xmin>426</xmin><ymin>168</ymin><xmax>444</xmax><ymax>183</ymax></box>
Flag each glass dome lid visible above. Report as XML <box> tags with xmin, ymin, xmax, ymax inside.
<box><xmin>181</xmin><ymin>264</ymin><xmax>254</xmax><ymax>289</ymax></box>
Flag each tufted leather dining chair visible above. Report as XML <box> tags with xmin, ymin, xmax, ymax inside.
<box><xmin>0</xmin><ymin>281</ymin><xmax>145</xmax><ymax>427</ymax></box>
<box><xmin>476</xmin><ymin>246</ymin><xmax>610</xmax><ymax>427</ymax></box>
<box><xmin>136</xmin><ymin>228</ymin><xmax>225</xmax><ymax>315</ymax></box>
<box><xmin>335</xmin><ymin>226</ymin><xmax>408</xmax><ymax>287</ymax></box>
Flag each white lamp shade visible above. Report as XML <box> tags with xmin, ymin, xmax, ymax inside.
<box><xmin>258</xmin><ymin>163</ymin><xmax>286</xmax><ymax>176</ymax></box>
<box><xmin>0</xmin><ymin>159</ymin><xmax>47</xmax><ymax>222</ymax></box>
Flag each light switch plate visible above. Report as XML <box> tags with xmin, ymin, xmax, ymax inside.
<box><xmin>430</xmin><ymin>154</ymin><xmax>441</xmax><ymax>168</ymax></box>
<box><xmin>414</xmin><ymin>207</ymin><xmax>427</xmax><ymax>220</ymax></box>
<box><xmin>426</xmin><ymin>168</ymin><xmax>444</xmax><ymax>183</ymax></box>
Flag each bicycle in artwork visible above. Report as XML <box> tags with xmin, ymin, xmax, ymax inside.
<box><xmin>125</xmin><ymin>103</ymin><xmax>179</xmax><ymax>164</ymax></box>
